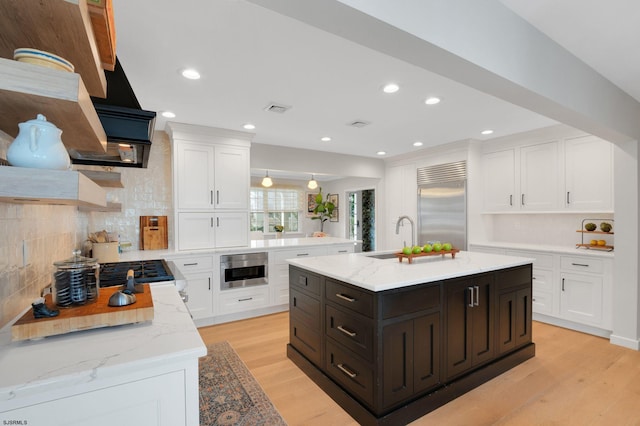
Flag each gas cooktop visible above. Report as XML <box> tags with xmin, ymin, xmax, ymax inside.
<box><xmin>99</xmin><ymin>259</ymin><xmax>174</xmax><ymax>287</ymax></box>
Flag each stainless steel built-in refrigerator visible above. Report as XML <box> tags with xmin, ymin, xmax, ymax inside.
<box><xmin>417</xmin><ymin>161</ymin><xmax>467</xmax><ymax>250</ymax></box>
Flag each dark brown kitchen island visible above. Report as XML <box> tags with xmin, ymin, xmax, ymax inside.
<box><xmin>286</xmin><ymin>251</ymin><xmax>535</xmax><ymax>425</ymax></box>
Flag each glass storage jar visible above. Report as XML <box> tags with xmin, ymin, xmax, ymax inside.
<box><xmin>53</xmin><ymin>250</ymin><xmax>99</xmax><ymax>307</ymax></box>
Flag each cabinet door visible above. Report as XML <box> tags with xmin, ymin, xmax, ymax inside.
<box><xmin>383</xmin><ymin>319</ymin><xmax>415</xmax><ymax>407</ymax></box>
<box><xmin>184</xmin><ymin>271</ymin><xmax>214</xmax><ymax>320</ymax></box>
<box><xmin>520</xmin><ymin>141</ymin><xmax>559</xmax><ymax>210</ymax></box>
<box><xmin>564</xmin><ymin>135</ymin><xmax>613</xmax><ymax>211</ymax></box>
<box><xmin>413</xmin><ymin>313</ymin><xmax>441</xmax><ymax>394</ymax></box>
<box><xmin>214</xmin><ymin>212</ymin><xmax>248</xmax><ymax>247</ymax></box>
<box><xmin>445</xmin><ymin>275</ymin><xmax>494</xmax><ymax>380</ymax></box>
<box><xmin>176</xmin><ymin>142</ymin><xmax>214</xmax><ymax>209</ymax></box>
<box><xmin>497</xmin><ymin>287</ymin><xmax>532</xmax><ymax>355</ymax></box>
<box><xmin>214</xmin><ymin>146</ymin><xmax>249</xmax><ymax>210</ymax></box>
<box><xmin>482</xmin><ymin>149</ymin><xmax>516</xmax><ymax>211</ymax></box>
<box><xmin>560</xmin><ymin>273</ymin><xmax>603</xmax><ymax>325</ymax></box>
<box><xmin>177</xmin><ymin>212</ymin><xmax>215</xmax><ymax>250</ymax></box>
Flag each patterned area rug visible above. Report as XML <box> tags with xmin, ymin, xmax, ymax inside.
<box><xmin>200</xmin><ymin>341</ymin><xmax>287</xmax><ymax>426</ymax></box>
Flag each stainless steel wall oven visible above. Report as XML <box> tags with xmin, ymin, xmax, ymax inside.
<box><xmin>220</xmin><ymin>252</ymin><xmax>268</xmax><ymax>290</ymax></box>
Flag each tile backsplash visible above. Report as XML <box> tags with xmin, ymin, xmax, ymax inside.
<box><xmin>0</xmin><ymin>131</ymin><xmax>173</xmax><ymax>328</ymax></box>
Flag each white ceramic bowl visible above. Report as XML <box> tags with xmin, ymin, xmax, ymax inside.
<box><xmin>13</xmin><ymin>48</ymin><xmax>75</xmax><ymax>72</ymax></box>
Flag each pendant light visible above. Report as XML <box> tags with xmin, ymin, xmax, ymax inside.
<box><xmin>307</xmin><ymin>174</ymin><xmax>318</xmax><ymax>190</ymax></box>
<box><xmin>262</xmin><ymin>170</ymin><xmax>273</xmax><ymax>187</ymax></box>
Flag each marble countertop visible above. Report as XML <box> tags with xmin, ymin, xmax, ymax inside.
<box><xmin>119</xmin><ymin>237</ymin><xmax>357</xmax><ymax>261</ymax></box>
<box><xmin>0</xmin><ymin>284</ymin><xmax>206</xmax><ymax>407</ymax></box>
<box><xmin>287</xmin><ymin>250</ymin><xmax>534</xmax><ymax>292</ymax></box>
<box><xmin>469</xmin><ymin>241</ymin><xmax>615</xmax><ymax>258</ymax></box>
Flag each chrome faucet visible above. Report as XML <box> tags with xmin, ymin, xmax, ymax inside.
<box><xmin>395</xmin><ymin>215</ymin><xmax>415</xmax><ymax>248</ymax></box>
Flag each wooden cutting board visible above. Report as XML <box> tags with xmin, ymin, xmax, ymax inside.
<box><xmin>140</xmin><ymin>216</ymin><xmax>168</xmax><ymax>250</ymax></box>
<box><xmin>11</xmin><ymin>284</ymin><xmax>154</xmax><ymax>341</ymax></box>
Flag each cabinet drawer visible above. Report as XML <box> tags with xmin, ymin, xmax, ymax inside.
<box><xmin>274</xmin><ymin>247</ymin><xmax>327</xmax><ymax>264</ymax></box>
<box><xmin>496</xmin><ymin>265</ymin><xmax>532</xmax><ymax>291</ymax></box>
<box><xmin>532</xmin><ymin>289</ymin><xmax>554</xmax><ymax>315</ymax></box>
<box><xmin>326</xmin><ymin>305</ymin><xmax>374</xmax><ymax>362</ymax></box>
<box><xmin>170</xmin><ymin>255</ymin><xmax>214</xmax><ymax>272</ymax></box>
<box><xmin>326</xmin><ymin>279</ymin><xmax>374</xmax><ymax>318</ymax></box>
<box><xmin>289</xmin><ymin>267</ymin><xmax>321</xmax><ymax>296</ymax></box>
<box><xmin>560</xmin><ymin>256</ymin><xmax>604</xmax><ymax>274</ymax></box>
<box><xmin>532</xmin><ymin>268</ymin><xmax>554</xmax><ymax>292</ymax></box>
<box><xmin>382</xmin><ymin>284</ymin><xmax>440</xmax><ymax>319</ymax></box>
<box><xmin>218</xmin><ymin>287</ymin><xmax>269</xmax><ymax>314</ymax></box>
<box><xmin>505</xmin><ymin>250</ymin><xmax>554</xmax><ymax>269</ymax></box>
<box><xmin>326</xmin><ymin>340</ymin><xmax>374</xmax><ymax>407</ymax></box>
<box><xmin>290</xmin><ymin>316</ymin><xmax>322</xmax><ymax>367</ymax></box>
<box><xmin>326</xmin><ymin>244</ymin><xmax>355</xmax><ymax>255</ymax></box>
<box><xmin>290</xmin><ymin>289</ymin><xmax>321</xmax><ymax>331</ymax></box>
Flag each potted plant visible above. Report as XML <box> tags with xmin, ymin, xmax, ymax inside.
<box><xmin>274</xmin><ymin>224</ymin><xmax>284</xmax><ymax>239</ymax></box>
<box><xmin>311</xmin><ymin>188</ymin><xmax>335</xmax><ymax>236</ymax></box>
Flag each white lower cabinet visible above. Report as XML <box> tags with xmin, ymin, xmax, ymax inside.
<box><xmin>170</xmin><ymin>255</ymin><xmax>216</xmax><ymax>320</ymax></box>
<box><xmin>471</xmin><ymin>244</ymin><xmax>612</xmax><ymax>336</ymax></box>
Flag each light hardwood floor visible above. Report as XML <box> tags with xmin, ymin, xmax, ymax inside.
<box><xmin>198</xmin><ymin>313</ymin><xmax>640</xmax><ymax>425</ymax></box>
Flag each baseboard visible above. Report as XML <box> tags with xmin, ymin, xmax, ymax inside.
<box><xmin>533</xmin><ymin>313</ymin><xmax>611</xmax><ymax>339</ymax></box>
<box><xmin>609</xmin><ymin>334</ymin><xmax>640</xmax><ymax>350</ymax></box>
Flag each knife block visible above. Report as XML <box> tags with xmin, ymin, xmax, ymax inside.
<box><xmin>140</xmin><ymin>216</ymin><xmax>168</xmax><ymax>250</ymax></box>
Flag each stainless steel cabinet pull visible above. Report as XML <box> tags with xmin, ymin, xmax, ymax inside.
<box><xmin>338</xmin><ymin>250</ymin><xmax>348</xmax><ymax>253</ymax></box>
<box><xmin>217</xmin><ymin>217</ymin><xmax>220</xmax><ymax>227</ymax></box>
<box><xmin>183</xmin><ymin>262</ymin><xmax>198</xmax><ymax>266</ymax></box>
<box><xmin>238</xmin><ymin>297</ymin><xmax>253</xmax><ymax>302</ymax></box>
<box><xmin>296</xmin><ymin>253</ymin><xmax>309</xmax><ymax>256</ymax></box>
<box><xmin>509</xmin><ymin>194</ymin><xmax>513</xmax><ymax>206</ymax></box>
<box><xmin>210</xmin><ymin>217</ymin><xmax>213</xmax><ymax>227</ymax></box>
<box><xmin>216</xmin><ymin>190</ymin><xmax>220</xmax><ymax>205</ymax></box>
<box><xmin>567</xmin><ymin>191</ymin><xmax>571</xmax><ymax>204</ymax></box>
<box><xmin>210</xmin><ymin>190</ymin><xmax>213</xmax><ymax>205</ymax></box>
<box><xmin>562</xmin><ymin>278</ymin><xmax>565</xmax><ymax>291</ymax></box>
<box><xmin>521</xmin><ymin>194</ymin><xmax>525</xmax><ymax>206</ymax></box>
<box><xmin>336</xmin><ymin>293</ymin><xmax>356</xmax><ymax>303</ymax></box>
<box><xmin>468</xmin><ymin>287</ymin><xmax>474</xmax><ymax>308</ymax></box>
<box><xmin>474</xmin><ymin>285</ymin><xmax>480</xmax><ymax>306</ymax></box>
<box><xmin>571</xmin><ymin>262</ymin><xmax>589</xmax><ymax>267</ymax></box>
<box><xmin>208</xmin><ymin>277</ymin><xmax>211</xmax><ymax>290</ymax></box>
<box><xmin>337</xmin><ymin>325</ymin><xmax>357</xmax><ymax>337</ymax></box>
<box><xmin>336</xmin><ymin>363</ymin><xmax>357</xmax><ymax>378</ymax></box>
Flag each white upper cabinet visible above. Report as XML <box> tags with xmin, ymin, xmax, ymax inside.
<box><xmin>481</xmin><ymin>133</ymin><xmax>612</xmax><ymax>214</ymax></box>
<box><xmin>482</xmin><ymin>149</ymin><xmax>516</xmax><ymax>211</ymax></box>
<box><xmin>519</xmin><ymin>141</ymin><xmax>559</xmax><ymax>211</ymax></box>
<box><xmin>176</xmin><ymin>142</ymin><xmax>215</xmax><ymax>209</ymax></box>
<box><xmin>564</xmin><ymin>135</ymin><xmax>613</xmax><ymax>211</ymax></box>
<box><xmin>214</xmin><ymin>146</ymin><xmax>249</xmax><ymax>210</ymax></box>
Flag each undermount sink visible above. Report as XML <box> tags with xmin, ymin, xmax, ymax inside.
<box><xmin>365</xmin><ymin>253</ymin><xmax>398</xmax><ymax>259</ymax></box>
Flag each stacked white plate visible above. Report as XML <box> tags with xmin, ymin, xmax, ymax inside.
<box><xmin>13</xmin><ymin>48</ymin><xmax>75</xmax><ymax>72</ymax></box>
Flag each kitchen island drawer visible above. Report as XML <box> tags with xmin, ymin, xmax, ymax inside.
<box><xmin>381</xmin><ymin>284</ymin><xmax>440</xmax><ymax>319</ymax></box>
<box><xmin>326</xmin><ymin>279</ymin><xmax>374</xmax><ymax>318</ymax></box>
<box><xmin>290</xmin><ymin>266</ymin><xmax>321</xmax><ymax>296</ymax></box>
<box><xmin>560</xmin><ymin>256</ymin><xmax>604</xmax><ymax>274</ymax></box>
<box><xmin>218</xmin><ymin>287</ymin><xmax>269</xmax><ymax>314</ymax></box>
<box><xmin>325</xmin><ymin>340</ymin><xmax>374</xmax><ymax>407</ymax></box>
<box><xmin>326</xmin><ymin>305</ymin><xmax>374</xmax><ymax>362</ymax></box>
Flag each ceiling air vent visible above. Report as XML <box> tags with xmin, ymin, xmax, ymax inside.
<box><xmin>347</xmin><ymin>120</ymin><xmax>371</xmax><ymax>128</ymax></box>
<box><xmin>264</xmin><ymin>102</ymin><xmax>292</xmax><ymax>114</ymax></box>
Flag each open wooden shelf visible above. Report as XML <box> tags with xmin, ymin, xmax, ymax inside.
<box><xmin>78</xmin><ymin>170</ymin><xmax>124</xmax><ymax>187</ymax></box>
<box><xmin>0</xmin><ymin>166</ymin><xmax>106</xmax><ymax>207</ymax></box>
<box><xmin>0</xmin><ymin>58</ymin><xmax>107</xmax><ymax>153</ymax></box>
<box><xmin>0</xmin><ymin>0</ymin><xmax>107</xmax><ymax>98</ymax></box>
<box><xmin>78</xmin><ymin>202</ymin><xmax>121</xmax><ymax>212</ymax></box>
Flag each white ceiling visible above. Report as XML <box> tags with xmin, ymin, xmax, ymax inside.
<box><xmin>112</xmin><ymin>1</ymin><xmax>639</xmax><ymax>164</ymax></box>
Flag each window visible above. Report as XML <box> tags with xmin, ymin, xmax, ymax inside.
<box><xmin>250</xmin><ymin>188</ymin><xmax>301</xmax><ymax>232</ymax></box>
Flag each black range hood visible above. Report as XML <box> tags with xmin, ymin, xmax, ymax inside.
<box><xmin>70</xmin><ymin>58</ymin><xmax>156</xmax><ymax>168</ymax></box>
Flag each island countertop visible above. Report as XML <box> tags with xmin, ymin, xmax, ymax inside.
<box><xmin>287</xmin><ymin>250</ymin><xmax>534</xmax><ymax>292</ymax></box>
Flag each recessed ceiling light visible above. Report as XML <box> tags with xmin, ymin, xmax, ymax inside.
<box><xmin>243</xmin><ymin>123</ymin><xmax>256</xmax><ymax>130</ymax></box>
<box><xmin>161</xmin><ymin>111</ymin><xmax>176</xmax><ymax>118</ymax></box>
<box><xmin>376</xmin><ymin>151</ymin><xmax>386</xmax><ymax>156</ymax></box>
<box><xmin>321</xmin><ymin>136</ymin><xmax>332</xmax><ymax>142</ymax></box>
<box><xmin>481</xmin><ymin>129</ymin><xmax>494</xmax><ymax>135</ymax></box>
<box><xmin>425</xmin><ymin>97</ymin><xmax>441</xmax><ymax>105</ymax></box>
<box><xmin>181</xmin><ymin>68</ymin><xmax>201</xmax><ymax>80</ymax></box>
<box><xmin>413</xmin><ymin>141</ymin><xmax>423</xmax><ymax>147</ymax></box>
<box><xmin>382</xmin><ymin>83</ymin><xmax>399</xmax><ymax>94</ymax></box>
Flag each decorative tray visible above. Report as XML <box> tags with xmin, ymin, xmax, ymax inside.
<box><xmin>395</xmin><ymin>249</ymin><xmax>460</xmax><ymax>264</ymax></box>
